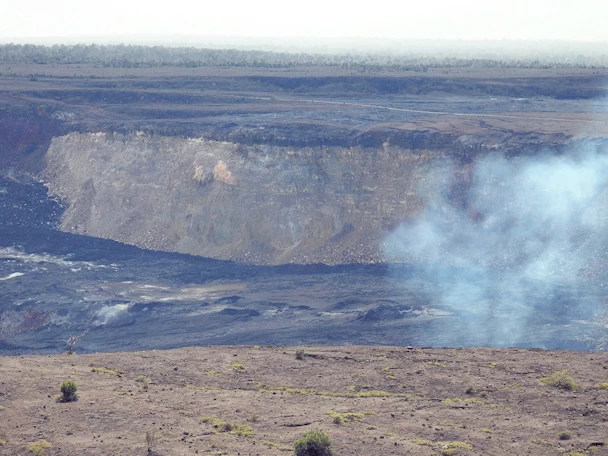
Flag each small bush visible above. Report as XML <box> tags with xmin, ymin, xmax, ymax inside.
<box><xmin>599</xmin><ymin>382</ymin><xmax>608</xmax><ymax>390</ymax></box>
<box><xmin>59</xmin><ymin>380</ymin><xmax>78</xmax><ymax>402</ymax></box>
<box><xmin>27</xmin><ymin>441</ymin><xmax>52</xmax><ymax>455</ymax></box>
<box><xmin>293</xmin><ymin>429</ymin><xmax>334</xmax><ymax>456</ymax></box>
<box><xmin>541</xmin><ymin>371</ymin><xmax>579</xmax><ymax>391</ymax></box>
<box><xmin>558</xmin><ymin>430</ymin><xmax>572</xmax><ymax>440</ymax></box>
<box><xmin>295</xmin><ymin>349</ymin><xmax>305</xmax><ymax>360</ymax></box>
<box><xmin>231</xmin><ymin>424</ymin><xmax>254</xmax><ymax>436</ymax></box>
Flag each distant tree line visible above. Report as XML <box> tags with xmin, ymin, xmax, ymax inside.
<box><xmin>0</xmin><ymin>43</ymin><xmax>606</xmax><ymax>70</ymax></box>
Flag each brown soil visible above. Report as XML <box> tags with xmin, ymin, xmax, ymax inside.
<box><xmin>1</xmin><ymin>346</ymin><xmax>608</xmax><ymax>455</ymax></box>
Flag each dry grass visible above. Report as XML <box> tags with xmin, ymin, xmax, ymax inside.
<box><xmin>540</xmin><ymin>370</ymin><xmax>579</xmax><ymax>391</ymax></box>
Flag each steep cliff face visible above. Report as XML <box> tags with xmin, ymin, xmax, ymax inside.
<box><xmin>42</xmin><ymin>132</ymin><xmax>444</xmax><ymax>264</ymax></box>
<box><xmin>3</xmin><ymin>67</ymin><xmax>604</xmax><ymax>266</ymax></box>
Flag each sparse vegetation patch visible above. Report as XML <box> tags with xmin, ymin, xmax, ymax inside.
<box><xmin>230</xmin><ymin>363</ymin><xmax>246</xmax><ymax>373</ymax></box>
<box><xmin>262</xmin><ymin>440</ymin><xmax>292</xmax><ymax>451</ymax></box>
<box><xmin>200</xmin><ymin>416</ymin><xmax>254</xmax><ymax>437</ymax></box>
<box><xmin>412</xmin><ymin>439</ymin><xmax>434</xmax><ymax>446</ymax></box>
<box><xmin>91</xmin><ymin>366</ymin><xmax>125</xmax><ymax>376</ymax></box>
<box><xmin>540</xmin><ymin>371</ymin><xmax>579</xmax><ymax>391</ymax></box>
<box><xmin>530</xmin><ymin>438</ymin><xmax>555</xmax><ymax>446</ymax></box>
<box><xmin>27</xmin><ymin>440</ymin><xmax>52</xmax><ymax>456</ymax></box>
<box><xmin>412</xmin><ymin>439</ymin><xmax>472</xmax><ymax>452</ymax></box>
<box><xmin>327</xmin><ymin>410</ymin><xmax>376</xmax><ymax>424</ymax></box>
<box><xmin>1</xmin><ymin>344</ymin><xmax>606</xmax><ymax>456</ymax></box>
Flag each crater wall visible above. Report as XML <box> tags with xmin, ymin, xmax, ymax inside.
<box><xmin>42</xmin><ymin>132</ymin><xmax>443</xmax><ymax>264</ymax></box>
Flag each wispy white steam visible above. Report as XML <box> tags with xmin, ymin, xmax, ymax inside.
<box><xmin>384</xmin><ymin>143</ymin><xmax>608</xmax><ymax>347</ymax></box>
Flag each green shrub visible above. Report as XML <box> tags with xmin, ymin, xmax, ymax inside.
<box><xmin>558</xmin><ymin>430</ymin><xmax>572</xmax><ymax>440</ymax></box>
<box><xmin>293</xmin><ymin>429</ymin><xmax>334</xmax><ymax>456</ymax></box>
<box><xmin>540</xmin><ymin>371</ymin><xmax>578</xmax><ymax>391</ymax></box>
<box><xmin>295</xmin><ymin>348</ymin><xmax>305</xmax><ymax>360</ymax></box>
<box><xmin>59</xmin><ymin>380</ymin><xmax>78</xmax><ymax>402</ymax></box>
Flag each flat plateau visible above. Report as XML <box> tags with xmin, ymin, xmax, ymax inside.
<box><xmin>1</xmin><ymin>345</ymin><xmax>607</xmax><ymax>455</ymax></box>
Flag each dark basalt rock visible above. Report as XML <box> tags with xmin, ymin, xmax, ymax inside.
<box><xmin>357</xmin><ymin>304</ymin><xmax>404</xmax><ymax>322</ymax></box>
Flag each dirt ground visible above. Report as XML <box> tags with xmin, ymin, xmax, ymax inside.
<box><xmin>1</xmin><ymin>345</ymin><xmax>607</xmax><ymax>455</ymax></box>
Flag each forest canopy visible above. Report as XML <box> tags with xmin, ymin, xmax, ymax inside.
<box><xmin>0</xmin><ymin>43</ymin><xmax>606</xmax><ymax>70</ymax></box>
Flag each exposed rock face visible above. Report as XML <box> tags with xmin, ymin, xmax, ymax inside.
<box><xmin>42</xmin><ymin>132</ymin><xmax>441</xmax><ymax>264</ymax></box>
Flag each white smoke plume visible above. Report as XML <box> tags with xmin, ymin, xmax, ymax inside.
<box><xmin>384</xmin><ymin>142</ymin><xmax>608</xmax><ymax>347</ymax></box>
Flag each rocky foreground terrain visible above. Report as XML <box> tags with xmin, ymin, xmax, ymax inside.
<box><xmin>1</xmin><ymin>345</ymin><xmax>608</xmax><ymax>455</ymax></box>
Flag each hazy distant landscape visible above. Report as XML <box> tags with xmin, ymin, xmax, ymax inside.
<box><xmin>1</xmin><ymin>40</ymin><xmax>608</xmax><ymax>70</ymax></box>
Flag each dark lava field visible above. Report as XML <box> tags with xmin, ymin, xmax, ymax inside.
<box><xmin>0</xmin><ymin>175</ymin><xmax>606</xmax><ymax>354</ymax></box>
<box><xmin>1</xmin><ymin>60</ymin><xmax>608</xmax><ymax>354</ymax></box>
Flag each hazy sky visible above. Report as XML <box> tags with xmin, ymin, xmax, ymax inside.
<box><xmin>2</xmin><ymin>0</ymin><xmax>607</xmax><ymax>42</ymax></box>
